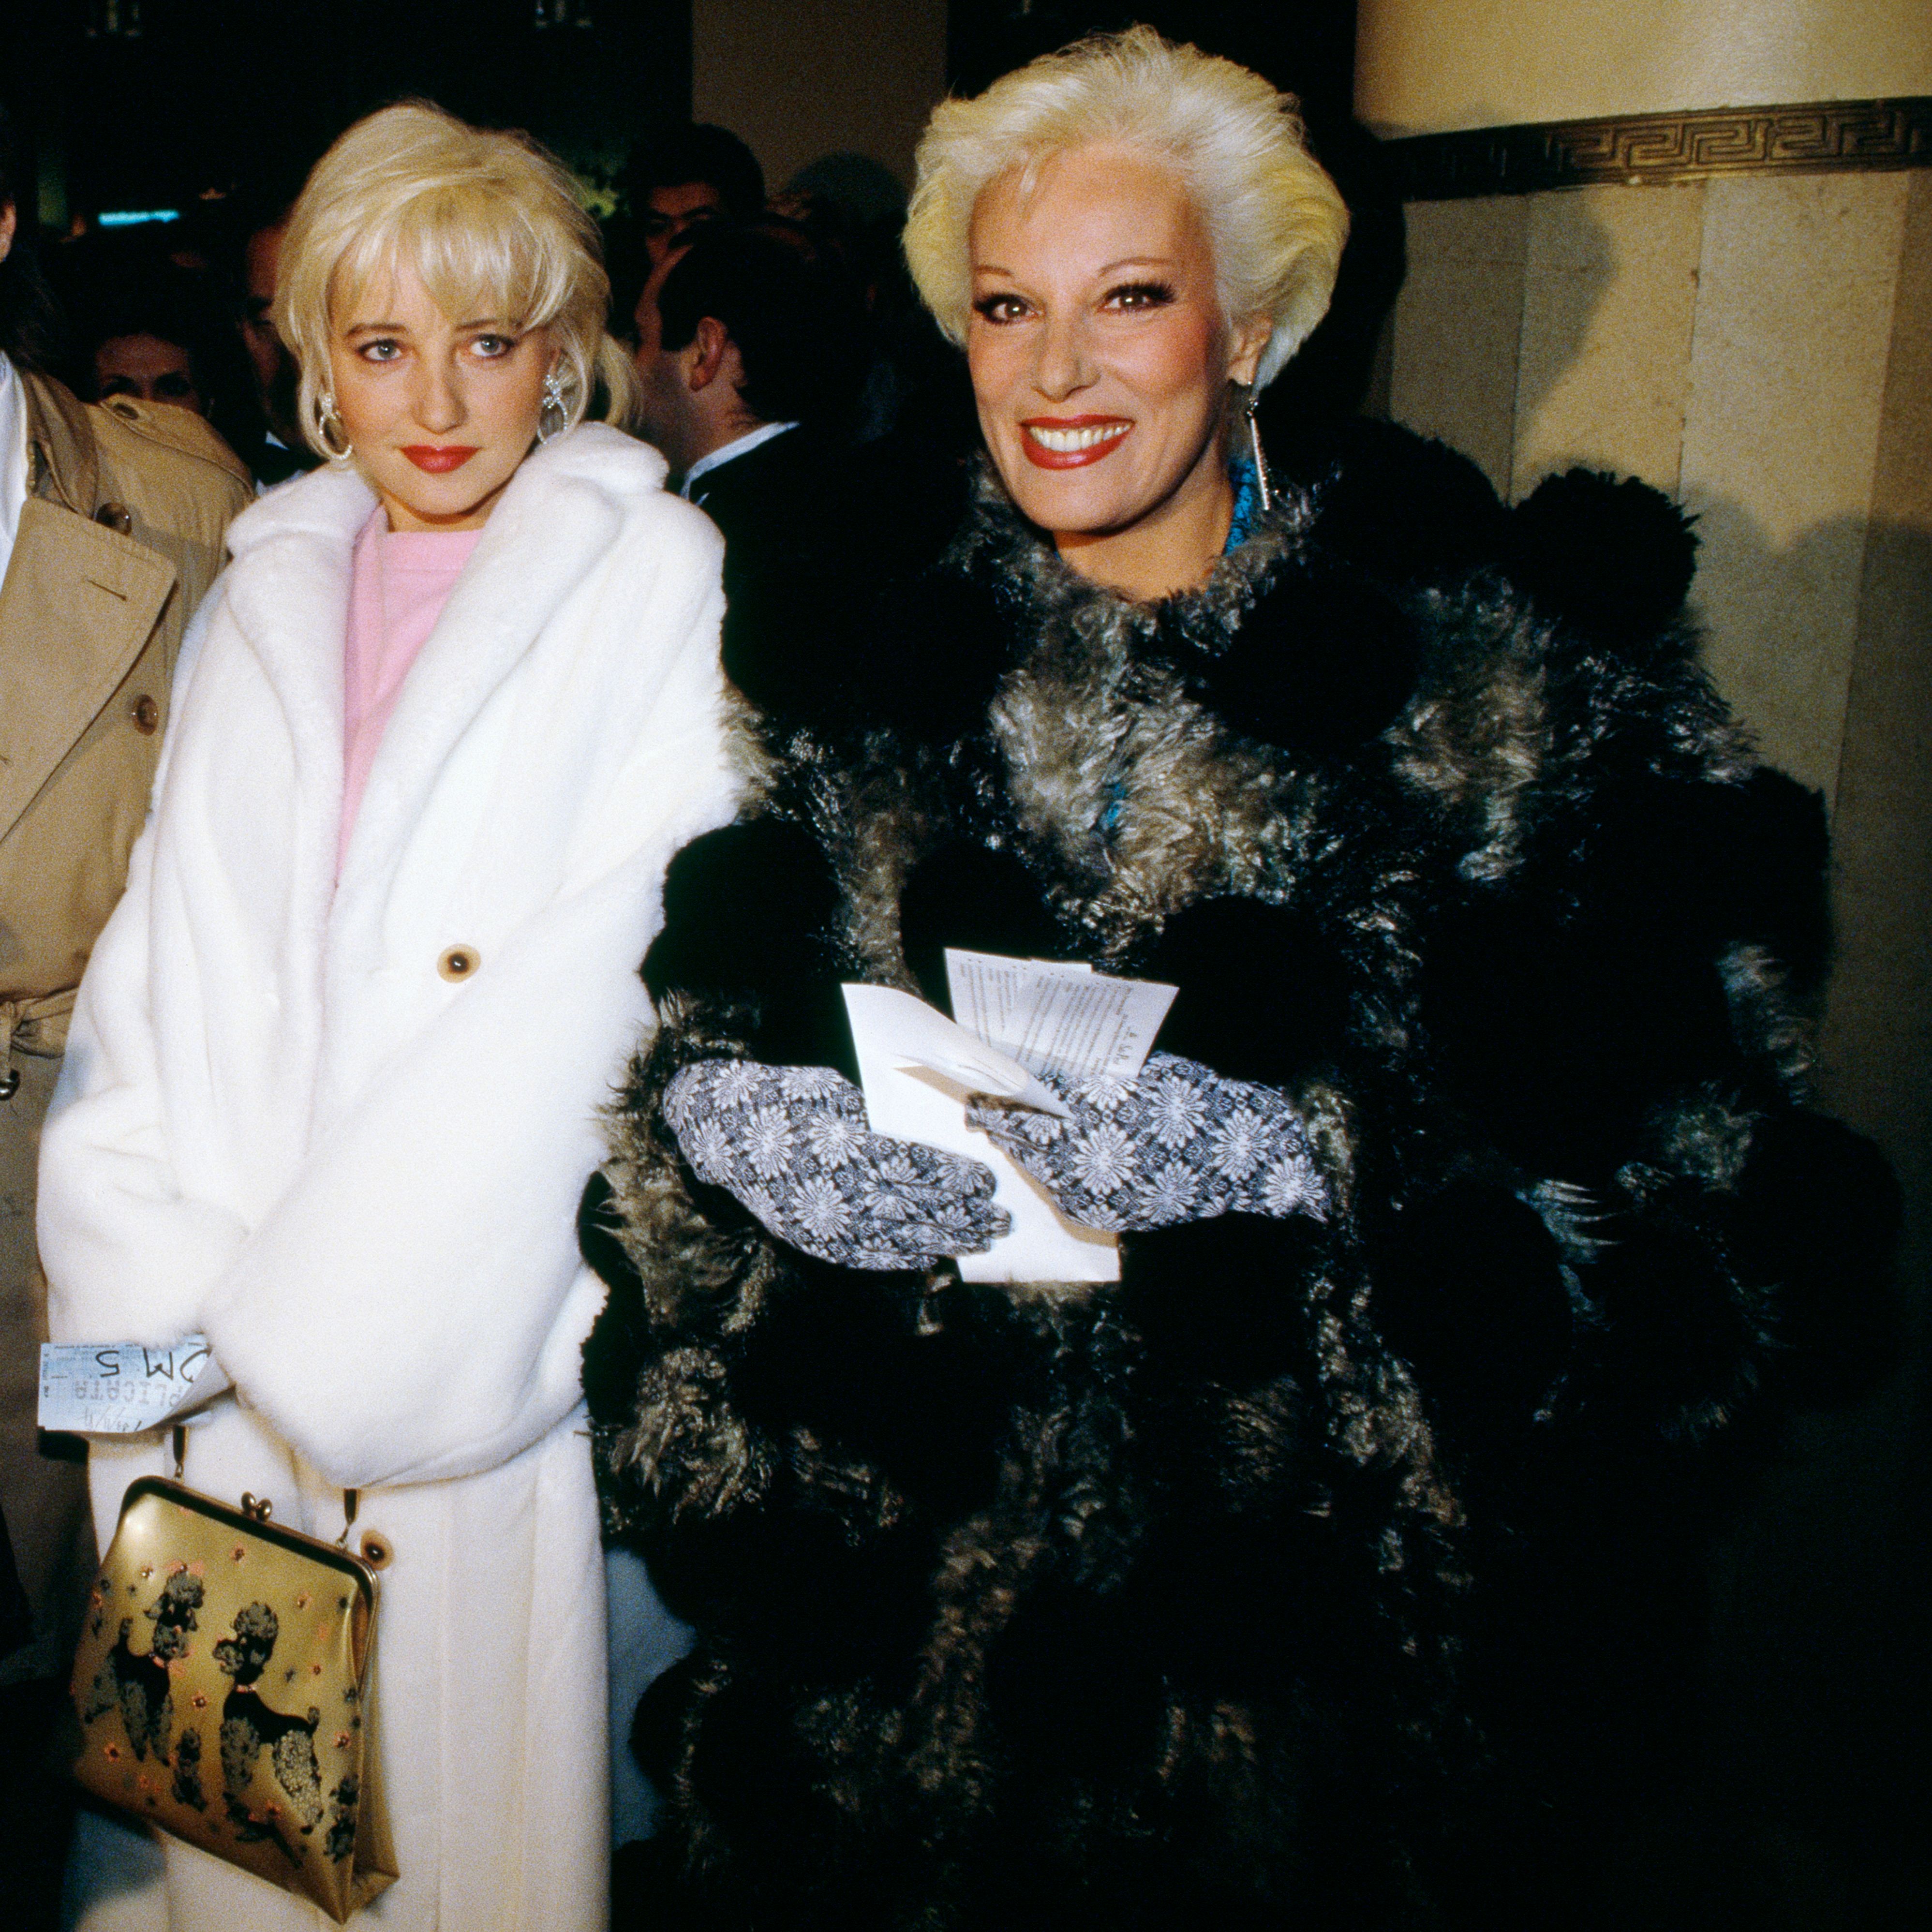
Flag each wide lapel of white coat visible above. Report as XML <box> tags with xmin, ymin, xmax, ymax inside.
<box><xmin>212</xmin><ymin>460</ymin><xmax>373</xmax><ymax>921</ymax></box>
<box><xmin>327</xmin><ymin>430</ymin><xmax>630</xmax><ymax>922</ymax></box>
<box><xmin>144</xmin><ymin>465</ymin><xmax>372</xmax><ymax>1198</ymax></box>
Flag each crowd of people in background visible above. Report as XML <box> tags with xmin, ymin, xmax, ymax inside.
<box><xmin>30</xmin><ymin>117</ymin><xmax>978</xmax><ymax>507</ymax></box>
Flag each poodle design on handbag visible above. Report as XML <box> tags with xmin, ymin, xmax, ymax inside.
<box><xmin>171</xmin><ymin>1722</ymin><xmax>208</xmax><ymax>1811</ymax></box>
<box><xmin>81</xmin><ymin>1568</ymin><xmax>204</xmax><ymax>1762</ymax></box>
<box><xmin>213</xmin><ymin>1601</ymin><xmax>325</xmax><ymax>1857</ymax></box>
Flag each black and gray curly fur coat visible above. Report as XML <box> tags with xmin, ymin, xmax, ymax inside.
<box><xmin>582</xmin><ymin>419</ymin><xmax>1895</xmax><ymax>1931</ymax></box>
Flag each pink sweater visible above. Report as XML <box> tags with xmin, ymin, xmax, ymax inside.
<box><xmin>339</xmin><ymin>510</ymin><xmax>483</xmax><ymax>868</ymax></box>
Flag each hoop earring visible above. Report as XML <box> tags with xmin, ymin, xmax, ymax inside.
<box><xmin>1240</xmin><ymin>385</ymin><xmax>1273</xmax><ymax>516</ymax></box>
<box><xmin>537</xmin><ymin>365</ymin><xmax>570</xmax><ymax>444</ymax></box>
<box><xmin>313</xmin><ymin>390</ymin><xmax>353</xmax><ymax>462</ymax></box>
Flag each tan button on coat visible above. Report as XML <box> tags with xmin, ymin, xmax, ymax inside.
<box><xmin>1</xmin><ymin>367</ymin><xmax>247</xmax><ymax>1686</ymax></box>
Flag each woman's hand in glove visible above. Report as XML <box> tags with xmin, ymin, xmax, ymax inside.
<box><xmin>966</xmin><ymin>1052</ymin><xmax>1329</xmax><ymax>1233</ymax></box>
<box><xmin>663</xmin><ymin>1059</ymin><xmax>1010</xmax><ymax>1269</ymax></box>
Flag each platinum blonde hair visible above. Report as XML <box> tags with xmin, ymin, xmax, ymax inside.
<box><xmin>905</xmin><ymin>27</ymin><xmax>1349</xmax><ymax>390</ymax></box>
<box><xmin>276</xmin><ymin>101</ymin><xmax>641</xmax><ymax>458</ymax></box>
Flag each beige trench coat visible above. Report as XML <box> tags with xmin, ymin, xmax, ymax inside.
<box><xmin>0</xmin><ymin>367</ymin><xmax>247</xmax><ymax>1682</ymax></box>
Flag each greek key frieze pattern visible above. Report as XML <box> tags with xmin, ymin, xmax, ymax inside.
<box><xmin>1390</xmin><ymin>98</ymin><xmax>1932</xmax><ymax>200</ymax></box>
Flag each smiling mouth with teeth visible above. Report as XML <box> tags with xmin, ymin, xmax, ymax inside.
<box><xmin>1021</xmin><ymin>418</ymin><xmax>1131</xmax><ymax>467</ymax></box>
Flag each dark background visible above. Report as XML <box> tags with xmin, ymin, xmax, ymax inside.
<box><xmin>2</xmin><ymin>2</ymin><xmax>1360</xmax><ymax>232</ymax></box>
<box><xmin>5</xmin><ymin>1</ymin><xmax>690</xmax><ymax>225</ymax></box>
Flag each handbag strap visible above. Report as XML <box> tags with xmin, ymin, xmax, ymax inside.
<box><xmin>169</xmin><ymin>1422</ymin><xmax>362</xmax><ymax>1548</ymax></box>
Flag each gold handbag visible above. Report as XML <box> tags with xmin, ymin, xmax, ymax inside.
<box><xmin>68</xmin><ymin>1450</ymin><xmax>399</xmax><ymax>1923</ymax></box>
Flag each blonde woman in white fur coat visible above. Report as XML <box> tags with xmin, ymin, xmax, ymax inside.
<box><xmin>37</xmin><ymin>104</ymin><xmax>743</xmax><ymax>1930</ymax></box>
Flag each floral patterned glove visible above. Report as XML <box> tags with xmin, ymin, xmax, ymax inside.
<box><xmin>966</xmin><ymin>1052</ymin><xmax>1329</xmax><ymax>1233</ymax></box>
<box><xmin>663</xmin><ymin>1059</ymin><xmax>1011</xmax><ymax>1269</ymax></box>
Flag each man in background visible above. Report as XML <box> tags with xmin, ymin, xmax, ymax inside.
<box><xmin>633</xmin><ymin>221</ymin><xmax>968</xmax><ymax>708</ymax></box>
<box><xmin>628</xmin><ymin>122</ymin><xmax>765</xmax><ymax>271</ymax></box>
<box><xmin>633</xmin><ymin>224</ymin><xmax>860</xmax><ymax>498</ymax></box>
<box><xmin>236</xmin><ymin>206</ymin><xmax>315</xmax><ymax>485</ymax></box>
<box><xmin>630</xmin><ymin>222</ymin><xmax>907</xmax><ymax>705</ymax></box>
<box><xmin>0</xmin><ymin>110</ymin><xmax>251</xmax><ymax>1925</ymax></box>
<box><xmin>606</xmin><ymin>122</ymin><xmax>766</xmax><ymax>350</ymax></box>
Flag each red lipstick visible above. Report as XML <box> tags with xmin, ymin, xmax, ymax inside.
<box><xmin>401</xmin><ymin>445</ymin><xmax>479</xmax><ymax>474</ymax></box>
<box><xmin>1019</xmin><ymin>416</ymin><xmax>1130</xmax><ymax>469</ymax></box>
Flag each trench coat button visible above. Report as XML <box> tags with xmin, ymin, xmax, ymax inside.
<box><xmin>358</xmin><ymin>1531</ymin><xmax>393</xmax><ymax>1570</ymax></box>
<box><xmin>131</xmin><ymin>694</ymin><xmax>160</xmax><ymax>733</ymax></box>
<box><xmin>437</xmin><ymin>946</ymin><xmax>479</xmax><ymax>981</ymax></box>
<box><xmin>95</xmin><ymin>501</ymin><xmax>134</xmax><ymax>535</ymax></box>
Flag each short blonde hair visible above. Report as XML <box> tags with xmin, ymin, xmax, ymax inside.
<box><xmin>276</xmin><ymin>101</ymin><xmax>640</xmax><ymax>457</ymax></box>
<box><xmin>905</xmin><ymin>28</ymin><xmax>1349</xmax><ymax>390</ymax></box>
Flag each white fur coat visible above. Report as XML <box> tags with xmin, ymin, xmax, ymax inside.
<box><xmin>39</xmin><ymin>424</ymin><xmax>744</xmax><ymax>1931</ymax></box>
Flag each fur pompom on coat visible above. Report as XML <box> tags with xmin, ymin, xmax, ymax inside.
<box><xmin>584</xmin><ymin>421</ymin><xmax>1896</xmax><ymax>1929</ymax></box>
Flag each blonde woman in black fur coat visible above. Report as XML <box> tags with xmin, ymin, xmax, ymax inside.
<box><xmin>582</xmin><ymin>29</ymin><xmax>1895</xmax><ymax>1931</ymax></box>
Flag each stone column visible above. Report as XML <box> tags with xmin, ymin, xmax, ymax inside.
<box><xmin>1359</xmin><ymin>3</ymin><xmax>1931</xmax><ymax>1915</ymax></box>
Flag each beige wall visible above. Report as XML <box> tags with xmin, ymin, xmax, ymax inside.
<box><xmin>691</xmin><ymin>0</ymin><xmax>948</xmax><ymax>193</ymax></box>
<box><xmin>1358</xmin><ymin>0</ymin><xmax>1932</xmax><ymax>137</ymax></box>
<box><xmin>1822</xmin><ymin>171</ymin><xmax>1932</xmax><ymax>1203</ymax></box>
<box><xmin>1389</xmin><ymin>174</ymin><xmax>1919</xmax><ymax>803</ymax></box>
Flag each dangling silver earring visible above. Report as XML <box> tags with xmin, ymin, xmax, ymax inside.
<box><xmin>1242</xmin><ymin>385</ymin><xmax>1273</xmax><ymax>516</ymax></box>
<box><xmin>313</xmin><ymin>390</ymin><xmax>353</xmax><ymax>462</ymax></box>
<box><xmin>537</xmin><ymin>365</ymin><xmax>570</xmax><ymax>444</ymax></box>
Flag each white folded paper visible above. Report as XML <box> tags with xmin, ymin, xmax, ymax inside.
<box><xmin>39</xmin><ymin>1337</ymin><xmax>230</xmax><ymax>1435</ymax></box>
<box><xmin>945</xmin><ymin>948</ymin><xmax>1175</xmax><ymax>1082</ymax></box>
<box><xmin>841</xmin><ymin>953</ymin><xmax>1176</xmax><ymax>1284</ymax></box>
<box><xmin>843</xmin><ymin>984</ymin><xmax>1117</xmax><ymax>1282</ymax></box>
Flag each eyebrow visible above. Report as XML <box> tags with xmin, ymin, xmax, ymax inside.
<box><xmin>342</xmin><ymin>317</ymin><xmax>511</xmax><ymax>334</ymax></box>
<box><xmin>971</xmin><ymin>256</ymin><xmax>1179</xmax><ymax>278</ymax></box>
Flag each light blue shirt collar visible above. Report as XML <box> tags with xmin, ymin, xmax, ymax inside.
<box><xmin>680</xmin><ymin>420</ymin><xmax>801</xmax><ymax>500</ymax></box>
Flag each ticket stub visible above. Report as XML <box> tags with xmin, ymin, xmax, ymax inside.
<box><xmin>38</xmin><ymin>1338</ymin><xmax>228</xmax><ymax>1435</ymax></box>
